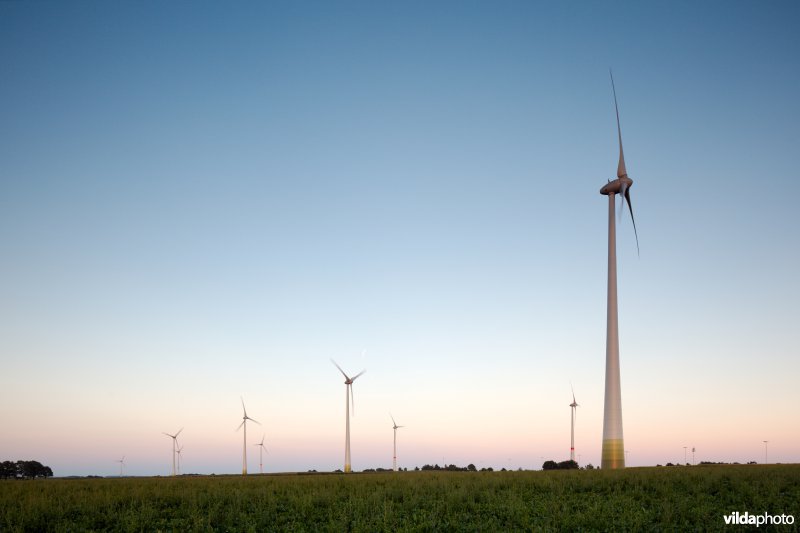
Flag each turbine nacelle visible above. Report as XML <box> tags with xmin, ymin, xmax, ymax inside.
<box><xmin>332</xmin><ymin>359</ymin><xmax>365</xmax><ymax>385</ymax></box>
<box><xmin>599</xmin><ymin>176</ymin><xmax>633</xmax><ymax>196</ymax></box>
<box><xmin>238</xmin><ymin>398</ymin><xmax>260</xmax><ymax>430</ymax></box>
<box><xmin>391</xmin><ymin>414</ymin><xmax>404</xmax><ymax>430</ymax></box>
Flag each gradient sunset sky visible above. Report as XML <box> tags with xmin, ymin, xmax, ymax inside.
<box><xmin>1</xmin><ymin>1</ymin><xmax>798</xmax><ymax>476</ymax></box>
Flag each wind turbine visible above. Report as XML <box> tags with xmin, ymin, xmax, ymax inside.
<box><xmin>237</xmin><ymin>397</ymin><xmax>260</xmax><ymax>475</ymax></box>
<box><xmin>331</xmin><ymin>359</ymin><xmax>365</xmax><ymax>473</ymax></box>
<box><xmin>391</xmin><ymin>414</ymin><xmax>404</xmax><ymax>472</ymax></box>
<box><xmin>115</xmin><ymin>456</ymin><xmax>125</xmax><ymax>477</ymax></box>
<box><xmin>569</xmin><ymin>384</ymin><xmax>579</xmax><ymax>462</ymax></box>
<box><xmin>253</xmin><ymin>434</ymin><xmax>268</xmax><ymax>474</ymax></box>
<box><xmin>176</xmin><ymin>445</ymin><xmax>183</xmax><ymax>475</ymax></box>
<box><xmin>162</xmin><ymin>428</ymin><xmax>183</xmax><ymax>476</ymax></box>
<box><xmin>599</xmin><ymin>70</ymin><xmax>640</xmax><ymax>469</ymax></box>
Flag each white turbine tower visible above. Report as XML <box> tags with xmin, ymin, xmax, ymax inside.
<box><xmin>331</xmin><ymin>359</ymin><xmax>365</xmax><ymax>473</ymax></box>
<box><xmin>600</xmin><ymin>70</ymin><xmax>640</xmax><ymax>469</ymax></box>
<box><xmin>253</xmin><ymin>434</ymin><xmax>268</xmax><ymax>474</ymax></box>
<box><xmin>237</xmin><ymin>397</ymin><xmax>260</xmax><ymax>476</ymax></box>
<box><xmin>391</xmin><ymin>414</ymin><xmax>404</xmax><ymax>472</ymax></box>
<box><xmin>569</xmin><ymin>385</ymin><xmax>579</xmax><ymax>462</ymax></box>
<box><xmin>115</xmin><ymin>456</ymin><xmax>125</xmax><ymax>477</ymax></box>
<box><xmin>176</xmin><ymin>445</ymin><xmax>183</xmax><ymax>475</ymax></box>
<box><xmin>162</xmin><ymin>428</ymin><xmax>183</xmax><ymax>476</ymax></box>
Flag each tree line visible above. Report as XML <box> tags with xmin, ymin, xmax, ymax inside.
<box><xmin>1</xmin><ymin>460</ymin><xmax>54</xmax><ymax>479</ymax></box>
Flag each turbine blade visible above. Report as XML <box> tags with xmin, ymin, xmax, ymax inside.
<box><xmin>390</xmin><ymin>414</ymin><xmax>397</xmax><ymax>427</ymax></box>
<box><xmin>175</xmin><ymin>428</ymin><xmax>183</xmax><ymax>438</ymax></box>
<box><xmin>330</xmin><ymin>359</ymin><xmax>350</xmax><ymax>381</ymax></box>
<box><xmin>250</xmin><ymin>417</ymin><xmax>261</xmax><ymax>426</ymax></box>
<box><xmin>236</xmin><ymin>420</ymin><xmax>245</xmax><ymax>432</ymax></box>
<box><xmin>624</xmin><ymin>188</ymin><xmax>640</xmax><ymax>256</ymax></box>
<box><xmin>241</xmin><ymin>397</ymin><xmax>248</xmax><ymax>418</ymax></box>
<box><xmin>610</xmin><ymin>69</ymin><xmax>627</xmax><ymax>179</ymax></box>
<box><xmin>351</xmin><ymin>369</ymin><xmax>366</xmax><ymax>381</ymax></box>
<box><xmin>570</xmin><ymin>382</ymin><xmax>576</xmax><ymax>404</ymax></box>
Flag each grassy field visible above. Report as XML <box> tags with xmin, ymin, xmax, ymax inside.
<box><xmin>2</xmin><ymin>465</ymin><xmax>799</xmax><ymax>531</ymax></box>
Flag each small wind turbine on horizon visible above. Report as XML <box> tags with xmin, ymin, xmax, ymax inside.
<box><xmin>391</xmin><ymin>414</ymin><xmax>405</xmax><ymax>472</ymax></box>
<box><xmin>162</xmin><ymin>428</ymin><xmax>183</xmax><ymax>476</ymax></box>
<box><xmin>176</xmin><ymin>445</ymin><xmax>184</xmax><ymax>475</ymax></box>
<box><xmin>599</xmin><ymin>70</ymin><xmax>640</xmax><ymax>469</ymax></box>
<box><xmin>237</xmin><ymin>397</ymin><xmax>260</xmax><ymax>475</ymax></box>
<box><xmin>331</xmin><ymin>359</ymin><xmax>365</xmax><ymax>473</ymax></box>
<box><xmin>569</xmin><ymin>384</ymin><xmax>579</xmax><ymax>463</ymax></box>
<box><xmin>115</xmin><ymin>456</ymin><xmax>126</xmax><ymax>477</ymax></box>
<box><xmin>253</xmin><ymin>434</ymin><xmax>268</xmax><ymax>474</ymax></box>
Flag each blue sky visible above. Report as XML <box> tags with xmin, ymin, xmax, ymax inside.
<box><xmin>1</xmin><ymin>1</ymin><xmax>798</xmax><ymax>476</ymax></box>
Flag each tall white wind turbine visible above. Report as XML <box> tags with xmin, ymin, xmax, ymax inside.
<box><xmin>569</xmin><ymin>385</ymin><xmax>579</xmax><ymax>462</ymax></box>
<box><xmin>599</xmin><ymin>70</ymin><xmax>640</xmax><ymax>469</ymax></box>
<box><xmin>237</xmin><ymin>397</ymin><xmax>260</xmax><ymax>475</ymax></box>
<box><xmin>391</xmin><ymin>414</ymin><xmax>404</xmax><ymax>472</ymax></box>
<box><xmin>115</xmin><ymin>456</ymin><xmax>126</xmax><ymax>477</ymax></box>
<box><xmin>331</xmin><ymin>359</ymin><xmax>365</xmax><ymax>473</ymax></box>
<box><xmin>162</xmin><ymin>428</ymin><xmax>183</xmax><ymax>476</ymax></box>
<box><xmin>253</xmin><ymin>434</ymin><xmax>268</xmax><ymax>474</ymax></box>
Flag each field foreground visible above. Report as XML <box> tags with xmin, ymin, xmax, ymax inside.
<box><xmin>2</xmin><ymin>465</ymin><xmax>799</xmax><ymax>531</ymax></box>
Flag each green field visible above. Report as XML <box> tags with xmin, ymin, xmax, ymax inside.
<box><xmin>2</xmin><ymin>465</ymin><xmax>799</xmax><ymax>531</ymax></box>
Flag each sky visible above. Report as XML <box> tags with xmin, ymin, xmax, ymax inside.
<box><xmin>1</xmin><ymin>1</ymin><xmax>798</xmax><ymax>477</ymax></box>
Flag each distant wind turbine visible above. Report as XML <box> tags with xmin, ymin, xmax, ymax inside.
<box><xmin>391</xmin><ymin>414</ymin><xmax>404</xmax><ymax>472</ymax></box>
<box><xmin>253</xmin><ymin>434</ymin><xmax>268</xmax><ymax>474</ymax></box>
<box><xmin>237</xmin><ymin>397</ymin><xmax>260</xmax><ymax>475</ymax></box>
<box><xmin>176</xmin><ymin>445</ymin><xmax>183</xmax><ymax>475</ymax></box>
<box><xmin>115</xmin><ymin>456</ymin><xmax>125</xmax><ymax>477</ymax></box>
<box><xmin>600</xmin><ymin>70</ymin><xmax>640</xmax><ymax>469</ymax></box>
<box><xmin>162</xmin><ymin>428</ymin><xmax>183</xmax><ymax>476</ymax></box>
<box><xmin>331</xmin><ymin>359</ymin><xmax>365</xmax><ymax>473</ymax></box>
<box><xmin>569</xmin><ymin>384</ymin><xmax>579</xmax><ymax>462</ymax></box>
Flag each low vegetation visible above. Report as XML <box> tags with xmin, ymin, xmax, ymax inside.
<box><xmin>1</xmin><ymin>464</ymin><xmax>798</xmax><ymax>531</ymax></box>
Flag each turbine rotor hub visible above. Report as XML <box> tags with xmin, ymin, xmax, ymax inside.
<box><xmin>600</xmin><ymin>176</ymin><xmax>633</xmax><ymax>196</ymax></box>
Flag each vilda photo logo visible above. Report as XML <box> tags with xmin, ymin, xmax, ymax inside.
<box><xmin>724</xmin><ymin>512</ymin><xmax>794</xmax><ymax>527</ymax></box>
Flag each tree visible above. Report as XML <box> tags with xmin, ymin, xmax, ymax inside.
<box><xmin>5</xmin><ymin>460</ymin><xmax>53</xmax><ymax>479</ymax></box>
<box><xmin>1</xmin><ymin>461</ymin><xmax>16</xmax><ymax>479</ymax></box>
<box><xmin>542</xmin><ymin>460</ymin><xmax>578</xmax><ymax>471</ymax></box>
<box><xmin>557</xmin><ymin>460</ymin><xmax>578</xmax><ymax>470</ymax></box>
<box><xmin>467</xmin><ymin>463</ymin><xmax>477</xmax><ymax>472</ymax></box>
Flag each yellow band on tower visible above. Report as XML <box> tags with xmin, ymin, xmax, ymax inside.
<box><xmin>601</xmin><ymin>439</ymin><xmax>625</xmax><ymax>469</ymax></box>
